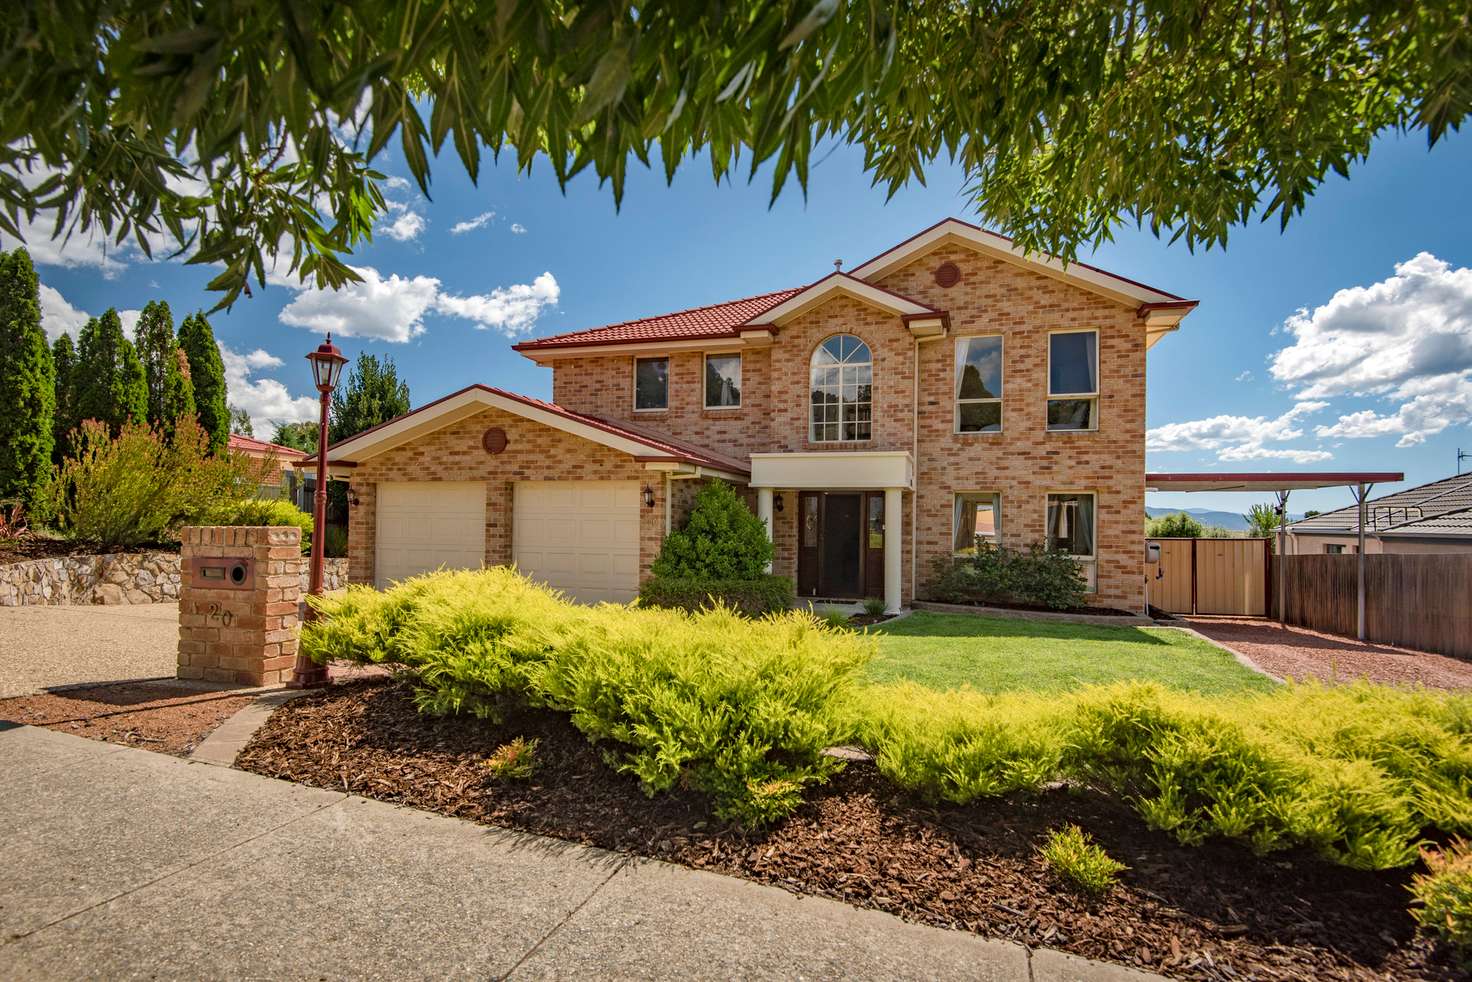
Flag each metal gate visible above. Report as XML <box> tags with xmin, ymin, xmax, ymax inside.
<box><xmin>1148</xmin><ymin>538</ymin><xmax>1269</xmax><ymax>616</ymax></box>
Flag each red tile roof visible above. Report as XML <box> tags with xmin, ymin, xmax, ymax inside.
<box><xmin>228</xmin><ymin>433</ymin><xmax>308</xmax><ymax>458</ymax></box>
<box><xmin>512</xmin><ymin>288</ymin><xmax>802</xmax><ymax>351</ymax></box>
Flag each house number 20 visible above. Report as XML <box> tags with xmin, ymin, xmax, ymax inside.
<box><xmin>195</xmin><ymin>601</ymin><xmax>233</xmax><ymax>627</ymax></box>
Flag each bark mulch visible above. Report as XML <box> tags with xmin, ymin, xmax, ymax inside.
<box><xmin>236</xmin><ymin>678</ymin><xmax>1457</xmax><ymax>981</ymax></box>
<box><xmin>0</xmin><ymin>682</ymin><xmax>255</xmax><ymax>756</ymax></box>
<box><xmin>1185</xmin><ymin>617</ymin><xmax>1472</xmax><ymax>691</ymax></box>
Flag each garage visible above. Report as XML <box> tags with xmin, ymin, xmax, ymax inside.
<box><xmin>513</xmin><ymin>481</ymin><xmax>641</xmax><ymax>603</ymax></box>
<box><xmin>375</xmin><ymin>481</ymin><xmax>487</xmax><ymax>588</ymax></box>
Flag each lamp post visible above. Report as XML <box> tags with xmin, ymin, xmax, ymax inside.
<box><xmin>289</xmin><ymin>333</ymin><xmax>348</xmax><ymax>689</ymax></box>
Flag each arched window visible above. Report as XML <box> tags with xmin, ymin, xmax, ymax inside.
<box><xmin>810</xmin><ymin>334</ymin><xmax>872</xmax><ymax>442</ymax></box>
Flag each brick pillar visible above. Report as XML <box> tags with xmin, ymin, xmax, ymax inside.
<box><xmin>177</xmin><ymin>526</ymin><xmax>303</xmax><ymax>686</ymax></box>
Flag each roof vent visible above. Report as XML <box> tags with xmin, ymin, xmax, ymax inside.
<box><xmin>934</xmin><ymin>261</ymin><xmax>961</xmax><ymax>288</ymax></box>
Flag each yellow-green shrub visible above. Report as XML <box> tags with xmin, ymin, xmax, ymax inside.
<box><xmin>857</xmin><ymin>679</ymin><xmax>1472</xmax><ymax>870</ymax></box>
<box><xmin>1040</xmin><ymin>824</ymin><xmax>1127</xmax><ymax>896</ymax></box>
<box><xmin>1412</xmin><ymin>838</ymin><xmax>1472</xmax><ymax>960</ymax></box>
<box><xmin>302</xmin><ymin>567</ymin><xmax>873</xmax><ymax>825</ymax></box>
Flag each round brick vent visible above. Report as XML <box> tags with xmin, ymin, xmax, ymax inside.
<box><xmin>934</xmin><ymin>261</ymin><xmax>961</xmax><ymax>288</ymax></box>
<box><xmin>482</xmin><ymin>427</ymin><xmax>508</xmax><ymax>454</ymax></box>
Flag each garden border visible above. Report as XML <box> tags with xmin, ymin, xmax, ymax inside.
<box><xmin>0</xmin><ymin>553</ymin><xmax>347</xmax><ymax>607</ymax></box>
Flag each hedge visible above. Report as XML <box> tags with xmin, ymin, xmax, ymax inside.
<box><xmin>637</xmin><ymin>574</ymin><xmax>794</xmax><ymax>617</ymax></box>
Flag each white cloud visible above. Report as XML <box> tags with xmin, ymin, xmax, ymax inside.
<box><xmin>118</xmin><ymin>309</ymin><xmax>142</xmax><ymax>336</ymax></box>
<box><xmin>279</xmin><ymin>266</ymin><xmax>441</xmax><ymax>343</ymax></box>
<box><xmin>1147</xmin><ymin>402</ymin><xmax>1329</xmax><ymax>464</ymax></box>
<box><xmin>432</xmin><ymin>272</ymin><xmax>560</xmax><ymax>336</ymax></box>
<box><xmin>510</xmin><ymin>223</ymin><xmax>527</xmax><ymax>235</ymax></box>
<box><xmin>218</xmin><ymin>343</ymin><xmax>318</xmax><ymax>437</ymax></box>
<box><xmin>1</xmin><ymin>213</ymin><xmax>130</xmax><ymax>277</ymax></box>
<box><xmin>37</xmin><ymin>284</ymin><xmax>91</xmax><ymax>341</ymax></box>
<box><xmin>1234</xmin><ymin>370</ymin><xmax>1254</xmax><ymax>383</ymax></box>
<box><xmin>277</xmin><ymin>264</ymin><xmax>559</xmax><ymax>342</ymax></box>
<box><xmin>382</xmin><ymin>175</ymin><xmax>412</xmax><ymax>192</ymax></box>
<box><xmin>1267</xmin><ymin>252</ymin><xmax>1472</xmax><ymax>447</ymax></box>
<box><xmin>450</xmin><ymin>211</ymin><xmax>496</xmax><ymax>235</ymax></box>
<box><xmin>377</xmin><ymin>208</ymin><xmax>426</xmax><ymax>242</ymax></box>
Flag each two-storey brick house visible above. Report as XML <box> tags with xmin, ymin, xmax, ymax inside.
<box><xmin>321</xmin><ymin>219</ymin><xmax>1196</xmax><ymax>614</ymax></box>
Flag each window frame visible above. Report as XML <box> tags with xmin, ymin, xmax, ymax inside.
<box><xmin>1045</xmin><ymin>490</ymin><xmax>1098</xmax><ymax>592</ymax></box>
<box><xmin>953</xmin><ymin>335</ymin><xmax>1004</xmax><ymax>435</ymax></box>
<box><xmin>1045</xmin><ymin>329</ymin><xmax>1100</xmax><ymax>432</ymax></box>
<box><xmin>808</xmin><ymin>333</ymin><xmax>873</xmax><ymax>443</ymax></box>
<box><xmin>951</xmin><ymin>491</ymin><xmax>1002</xmax><ymax>555</ymax></box>
<box><xmin>703</xmin><ymin>352</ymin><xmax>742</xmax><ymax>410</ymax></box>
<box><xmin>632</xmin><ymin>355</ymin><xmax>670</xmax><ymax>413</ymax></box>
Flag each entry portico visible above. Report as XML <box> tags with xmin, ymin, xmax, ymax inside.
<box><xmin>750</xmin><ymin>451</ymin><xmax>912</xmax><ymax>614</ymax></box>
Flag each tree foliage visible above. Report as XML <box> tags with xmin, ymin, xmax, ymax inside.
<box><xmin>270</xmin><ymin>420</ymin><xmax>319</xmax><ymax>453</ymax></box>
<box><xmin>1147</xmin><ymin>512</ymin><xmax>1205</xmax><ymax>538</ymax></box>
<box><xmin>0</xmin><ymin>247</ymin><xmax>55</xmax><ymax>510</ymax></box>
<box><xmin>1246</xmin><ymin>502</ymin><xmax>1285</xmax><ymax>549</ymax></box>
<box><xmin>3</xmin><ymin>2</ymin><xmax>1468</xmax><ymax>307</ymax></box>
<box><xmin>329</xmin><ymin>353</ymin><xmax>410</xmax><ymax>443</ymax></box>
<box><xmin>50</xmin><ymin>332</ymin><xmax>76</xmax><ymax>460</ymax></box>
<box><xmin>177</xmin><ymin>311</ymin><xmax>228</xmax><ymax>454</ymax></box>
<box><xmin>74</xmin><ymin>308</ymin><xmax>148</xmax><ymax>436</ymax></box>
<box><xmin>229</xmin><ymin>405</ymin><xmax>253</xmax><ymax>437</ymax></box>
<box><xmin>133</xmin><ymin>299</ymin><xmax>195</xmax><ymax>440</ymax></box>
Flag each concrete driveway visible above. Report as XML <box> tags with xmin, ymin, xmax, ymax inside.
<box><xmin>0</xmin><ymin>603</ymin><xmax>179</xmax><ymax>698</ymax></box>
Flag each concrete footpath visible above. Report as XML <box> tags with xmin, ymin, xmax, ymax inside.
<box><xmin>0</xmin><ymin>724</ymin><xmax>1156</xmax><ymax>981</ymax></box>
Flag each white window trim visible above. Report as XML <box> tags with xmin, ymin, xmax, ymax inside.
<box><xmin>632</xmin><ymin>355</ymin><xmax>670</xmax><ymax>413</ymax></box>
<box><xmin>703</xmin><ymin>352</ymin><xmax>742</xmax><ymax>410</ymax></box>
<box><xmin>1045</xmin><ymin>490</ymin><xmax>1098</xmax><ymax>591</ymax></box>
<box><xmin>809</xmin><ymin>334</ymin><xmax>874</xmax><ymax>444</ymax></box>
<box><xmin>953</xmin><ymin>335</ymin><xmax>1004</xmax><ymax>435</ymax></box>
<box><xmin>951</xmin><ymin>490</ymin><xmax>1003</xmax><ymax>554</ymax></box>
<box><xmin>1046</xmin><ymin>328</ymin><xmax>1100</xmax><ymax>433</ymax></box>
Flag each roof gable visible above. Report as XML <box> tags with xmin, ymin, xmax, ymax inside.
<box><xmin>739</xmin><ymin>272</ymin><xmax>943</xmax><ymax>326</ymax></box>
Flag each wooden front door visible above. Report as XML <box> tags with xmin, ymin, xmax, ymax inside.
<box><xmin>796</xmin><ymin>492</ymin><xmax>883</xmax><ymax>599</ymax></box>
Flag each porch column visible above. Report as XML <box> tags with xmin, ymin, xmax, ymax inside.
<box><xmin>756</xmin><ymin>487</ymin><xmax>774</xmax><ymax>574</ymax></box>
<box><xmin>884</xmin><ymin>487</ymin><xmax>903</xmax><ymax>614</ymax></box>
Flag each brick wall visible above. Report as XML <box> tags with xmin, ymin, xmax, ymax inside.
<box><xmin>346</xmin><ymin>407</ymin><xmax>668</xmax><ymax>588</ymax></box>
<box><xmin>177</xmin><ymin>526</ymin><xmax>302</xmax><ymax>686</ymax></box>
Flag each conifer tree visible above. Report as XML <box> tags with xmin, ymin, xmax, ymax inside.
<box><xmin>178</xmin><ymin>311</ymin><xmax>229</xmax><ymax>455</ymax></box>
<box><xmin>73</xmin><ymin>308</ymin><xmax>148</xmax><ymax>434</ymax></box>
<box><xmin>0</xmin><ymin>248</ymin><xmax>55</xmax><ymax>510</ymax></box>
<box><xmin>51</xmin><ymin>333</ymin><xmax>77</xmax><ymax>461</ymax></box>
<box><xmin>133</xmin><ymin>300</ymin><xmax>195</xmax><ymax>439</ymax></box>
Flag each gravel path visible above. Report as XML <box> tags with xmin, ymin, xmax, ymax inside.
<box><xmin>0</xmin><ymin>603</ymin><xmax>179</xmax><ymax>697</ymax></box>
<box><xmin>1183</xmin><ymin>616</ymin><xmax>1472</xmax><ymax>690</ymax></box>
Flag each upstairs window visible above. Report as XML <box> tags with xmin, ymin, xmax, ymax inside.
<box><xmin>634</xmin><ymin>356</ymin><xmax>669</xmax><ymax>411</ymax></box>
<box><xmin>955</xmin><ymin>336</ymin><xmax>1003</xmax><ymax>433</ymax></box>
<box><xmin>704</xmin><ymin>353</ymin><xmax>742</xmax><ymax>408</ymax></box>
<box><xmin>1047</xmin><ymin>330</ymin><xmax>1098</xmax><ymax>430</ymax></box>
<box><xmin>810</xmin><ymin>334</ymin><xmax>873</xmax><ymax>442</ymax></box>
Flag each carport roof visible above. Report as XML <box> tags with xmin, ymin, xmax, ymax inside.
<box><xmin>1145</xmin><ymin>471</ymin><xmax>1403</xmax><ymax>493</ymax></box>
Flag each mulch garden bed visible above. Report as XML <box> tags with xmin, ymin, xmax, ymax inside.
<box><xmin>0</xmin><ymin>536</ymin><xmax>180</xmax><ymax>566</ymax></box>
<box><xmin>236</xmin><ymin>678</ymin><xmax>1456</xmax><ymax>980</ymax></box>
<box><xmin>0</xmin><ymin>682</ymin><xmax>254</xmax><ymax>756</ymax></box>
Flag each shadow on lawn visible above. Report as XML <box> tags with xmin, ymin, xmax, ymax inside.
<box><xmin>874</xmin><ymin>612</ymin><xmax>1174</xmax><ymax>646</ymax></box>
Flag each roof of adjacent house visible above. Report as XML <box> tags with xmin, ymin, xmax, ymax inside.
<box><xmin>299</xmin><ymin>384</ymin><xmax>749</xmax><ymax>477</ymax></box>
<box><xmin>512</xmin><ymin>218</ymin><xmax>1197</xmax><ymax>354</ymax></box>
<box><xmin>1289</xmin><ymin>473</ymin><xmax>1472</xmax><ymax>537</ymax></box>
<box><xmin>228</xmin><ymin>433</ymin><xmax>308</xmax><ymax>458</ymax></box>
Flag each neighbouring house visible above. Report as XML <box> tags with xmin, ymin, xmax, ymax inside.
<box><xmin>311</xmin><ymin>219</ymin><xmax>1197</xmax><ymax>613</ymax></box>
<box><xmin>1288</xmin><ymin>472</ymin><xmax>1472</xmax><ymax>555</ymax></box>
<box><xmin>228</xmin><ymin>433</ymin><xmax>308</xmax><ymax>503</ymax></box>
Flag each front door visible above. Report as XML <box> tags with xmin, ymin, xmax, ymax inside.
<box><xmin>797</xmin><ymin>492</ymin><xmax>878</xmax><ymax>599</ymax></box>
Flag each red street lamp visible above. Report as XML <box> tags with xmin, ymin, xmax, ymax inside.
<box><xmin>289</xmin><ymin>333</ymin><xmax>349</xmax><ymax>689</ymax></box>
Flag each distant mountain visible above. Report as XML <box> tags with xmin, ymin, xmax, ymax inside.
<box><xmin>1144</xmin><ymin>506</ymin><xmax>1305</xmax><ymax>532</ymax></box>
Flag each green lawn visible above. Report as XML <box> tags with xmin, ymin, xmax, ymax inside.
<box><xmin>865</xmin><ymin>611</ymin><xmax>1275</xmax><ymax>696</ymax></box>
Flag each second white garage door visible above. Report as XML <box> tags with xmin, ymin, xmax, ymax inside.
<box><xmin>513</xmin><ymin>481</ymin><xmax>640</xmax><ymax>604</ymax></box>
<box><xmin>375</xmin><ymin>481</ymin><xmax>486</xmax><ymax>588</ymax></box>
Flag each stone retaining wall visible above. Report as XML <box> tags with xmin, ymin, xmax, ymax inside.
<box><xmin>0</xmin><ymin>551</ymin><xmax>348</xmax><ymax>607</ymax></box>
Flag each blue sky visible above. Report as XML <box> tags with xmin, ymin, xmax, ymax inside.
<box><xmin>9</xmin><ymin>128</ymin><xmax>1471</xmax><ymax>517</ymax></box>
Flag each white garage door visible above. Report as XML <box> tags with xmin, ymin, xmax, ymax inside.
<box><xmin>513</xmin><ymin>481</ymin><xmax>640</xmax><ymax>604</ymax></box>
<box><xmin>375</xmin><ymin>481</ymin><xmax>486</xmax><ymax>588</ymax></box>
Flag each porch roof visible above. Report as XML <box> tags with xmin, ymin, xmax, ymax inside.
<box><xmin>1145</xmin><ymin>471</ymin><xmax>1403</xmax><ymax>493</ymax></box>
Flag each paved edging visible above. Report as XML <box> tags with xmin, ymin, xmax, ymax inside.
<box><xmin>189</xmin><ymin>689</ymin><xmax>307</xmax><ymax>766</ymax></box>
<box><xmin>1</xmin><ymin>725</ymin><xmax>1161</xmax><ymax>981</ymax></box>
